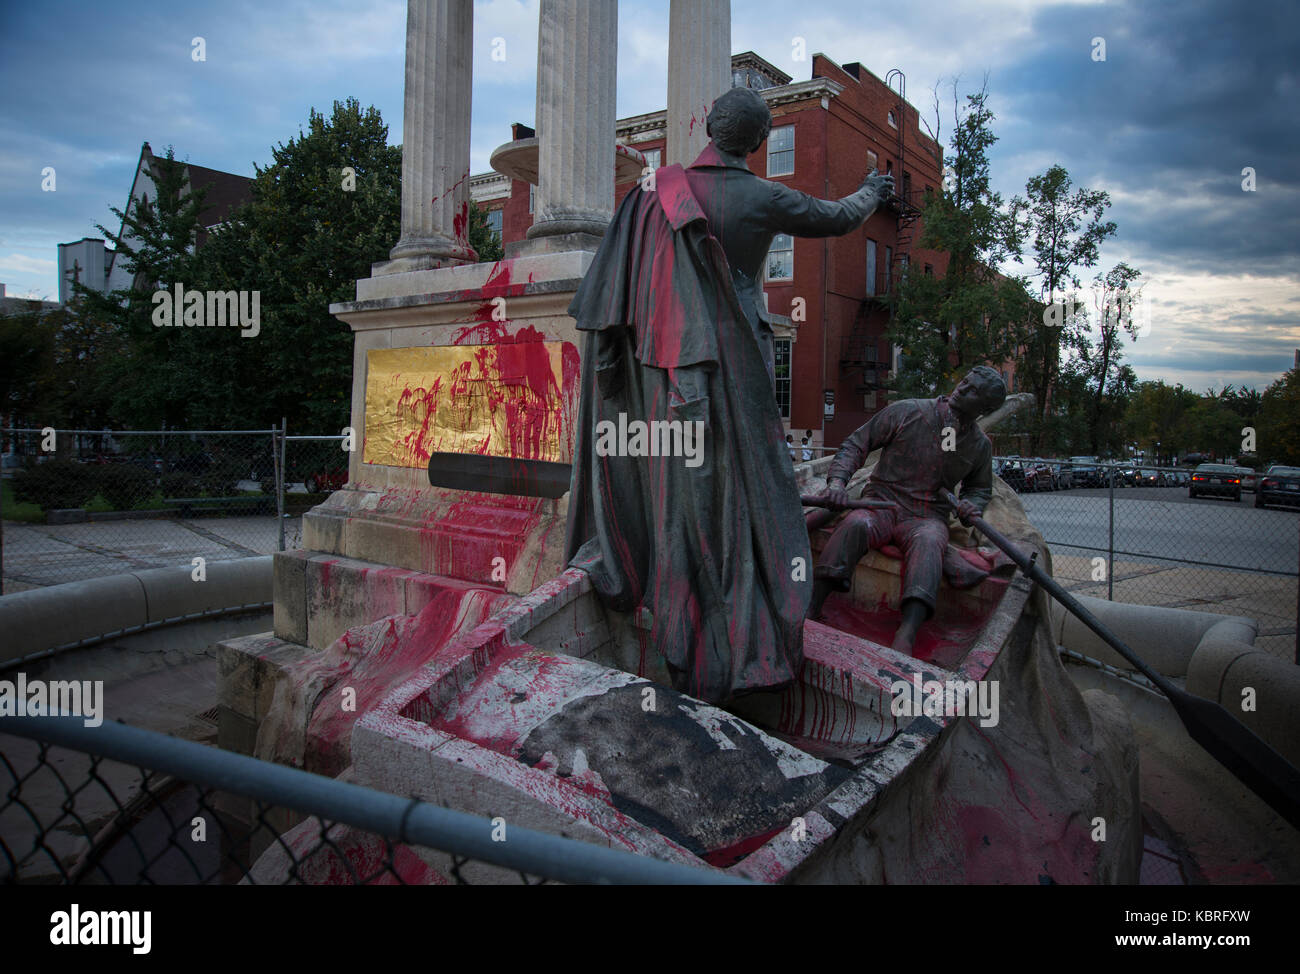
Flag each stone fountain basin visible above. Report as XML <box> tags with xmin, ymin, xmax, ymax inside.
<box><xmin>350</xmin><ymin>558</ymin><xmax>1030</xmax><ymax>879</ymax></box>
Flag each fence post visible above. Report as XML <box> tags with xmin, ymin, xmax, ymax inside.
<box><xmin>275</xmin><ymin>421</ymin><xmax>286</xmax><ymax>552</ymax></box>
<box><xmin>1108</xmin><ymin>461</ymin><xmax>1115</xmax><ymax>601</ymax></box>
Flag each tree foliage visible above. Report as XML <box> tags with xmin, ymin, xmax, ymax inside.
<box><xmin>62</xmin><ymin>98</ymin><xmax>510</xmax><ymax>434</ymax></box>
<box><xmin>1258</xmin><ymin>368</ymin><xmax>1300</xmax><ymax>465</ymax></box>
<box><xmin>889</xmin><ymin>83</ymin><xmax>1030</xmax><ymax>397</ymax></box>
<box><xmin>1011</xmin><ymin>165</ymin><xmax>1118</xmax><ymax>450</ymax></box>
<box><xmin>188</xmin><ymin>97</ymin><xmax>403</xmax><ymax>432</ymax></box>
<box><xmin>71</xmin><ymin>146</ymin><xmax>205</xmax><ymax>428</ymax></box>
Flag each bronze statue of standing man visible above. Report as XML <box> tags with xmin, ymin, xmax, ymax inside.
<box><xmin>565</xmin><ymin>87</ymin><xmax>893</xmax><ymax>703</ymax></box>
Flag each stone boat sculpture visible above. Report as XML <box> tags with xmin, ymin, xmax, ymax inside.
<box><xmin>242</xmin><ymin>447</ymin><xmax>1141</xmax><ymax>884</ymax></box>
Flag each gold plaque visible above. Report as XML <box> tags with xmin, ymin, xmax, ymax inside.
<box><xmin>363</xmin><ymin>341</ymin><xmax>578</xmax><ymax>468</ymax></box>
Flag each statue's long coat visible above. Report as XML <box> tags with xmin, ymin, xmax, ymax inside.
<box><xmin>564</xmin><ymin>161</ymin><xmax>811</xmax><ymax>704</ymax></box>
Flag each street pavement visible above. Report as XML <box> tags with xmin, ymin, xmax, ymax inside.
<box><xmin>1020</xmin><ymin>485</ymin><xmax>1297</xmax><ymax>660</ymax></box>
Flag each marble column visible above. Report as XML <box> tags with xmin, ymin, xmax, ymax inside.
<box><xmin>665</xmin><ymin>0</ymin><xmax>731</xmax><ymax>167</ymax></box>
<box><xmin>524</xmin><ymin>0</ymin><xmax>618</xmax><ymax>245</ymax></box>
<box><xmin>388</xmin><ymin>0</ymin><xmax>476</xmax><ymax>269</ymax></box>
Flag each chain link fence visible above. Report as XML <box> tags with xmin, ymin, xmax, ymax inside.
<box><xmin>997</xmin><ymin>457</ymin><xmax>1298</xmax><ymax>662</ymax></box>
<box><xmin>1</xmin><ymin>715</ymin><xmax>737</xmax><ymax>885</ymax></box>
<box><xmin>0</xmin><ymin>428</ymin><xmax>347</xmax><ymax>593</ymax></box>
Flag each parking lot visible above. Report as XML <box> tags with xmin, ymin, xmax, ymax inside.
<box><xmin>1019</xmin><ymin>485</ymin><xmax>1297</xmax><ymax>659</ymax></box>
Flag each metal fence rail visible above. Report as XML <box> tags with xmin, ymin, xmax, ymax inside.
<box><xmin>995</xmin><ymin>457</ymin><xmax>1298</xmax><ymax>662</ymax></box>
<box><xmin>0</xmin><ymin>715</ymin><xmax>741</xmax><ymax>885</ymax></box>
<box><xmin>1</xmin><ymin>427</ymin><xmax>350</xmax><ymax>593</ymax></box>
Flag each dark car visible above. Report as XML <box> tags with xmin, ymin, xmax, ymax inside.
<box><xmin>1068</xmin><ymin>456</ymin><xmax>1101</xmax><ymax>487</ymax></box>
<box><xmin>1256</xmin><ymin>466</ymin><xmax>1300</xmax><ymax>510</ymax></box>
<box><xmin>1137</xmin><ymin>468</ymin><xmax>1165</xmax><ymax>487</ymax></box>
<box><xmin>1189</xmin><ymin>463</ymin><xmax>1241</xmax><ymax>501</ymax></box>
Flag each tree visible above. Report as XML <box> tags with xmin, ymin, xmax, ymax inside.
<box><xmin>0</xmin><ymin>308</ymin><xmax>57</xmax><ymax>434</ymax></box>
<box><xmin>1013</xmin><ymin>165</ymin><xmax>1118</xmax><ymax>450</ymax></box>
<box><xmin>468</xmin><ymin>202</ymin><xmax>504</xmax><ymax>262</ymax></box>
<box><xmin>889</xmin><ymin>82</ymin><xmax>1029</xmax><ymax>396</ymax></box>
<box><xmin>1258</xmin><ymin>368</ymin><xmax>1300</xmax><ymax>465</ymax></box>
<box><xmin>71</xmin><ymin>146</ymin><xmax>207</xmax><ymax>428</ymax></box>
<box><xmin>189</xmin><ymin>97</ymin><xmax>403</xmax><ymax>432</ymax></box>
<box><xmin>191</xmin><ymin>100</ymin><xmax>501</xmax><ymax>432</ymax></box>
<box><xmin>1123</xmin><ymin>380</ymin><xmax>1198</xmax><ymax>459</ymax></box>
<box><xmin>1071</xmin><ymin>261</ymin><xmax>1143</xmax><ymax>455</ymax></box>
<box><xmin>68</xmin><ymin>100</ymin><xmax>504</xmax><ymax>434</ymax></box>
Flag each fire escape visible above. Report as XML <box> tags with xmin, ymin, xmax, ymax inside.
<box><xmin>839</xmin><ymin>68</ymin><xmax>924</xmax><ymax>398</ymax></box>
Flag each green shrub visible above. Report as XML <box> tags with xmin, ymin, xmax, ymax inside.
<box><xmin>91</xmin><ymin>463</ymin><xmax>156</xmax><ymax>510</ymax></box>
<box><xmin>12</xmin><ymin>460</ymin><xmax>95</xmax><ymax>510</ymax></box>
<box><xmin>84</xmin><ymin>493</ymin><xmax>114</xmax><ymax>513</ymax></box>
<box><xmin>160</xmin><ymin>471</ymin><xmax>202</xmax><ymax>498</ymax></box>
<box><xmin>133</xmin><ymin>490</ymin><xmax>167</xmax><ymax>510</ymax></box>
<box><xmin>1</xmin><ymin>480</ymin><xmax>45</xmax><ymax>522</ymax></box>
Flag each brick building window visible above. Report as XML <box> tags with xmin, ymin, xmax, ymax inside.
<box><xmin>766</xmin><ymin>233</ymin><xmax>793</xmax><ymax>280</ymax></box>
<box><xmin>867</xmin><ymin>150</ymin><xmax>878</xmax><ymax>172</ymax></box>
<box><xmin>768</xmin><ymin>125</ymin><xmax>794</xmax><ymax>176</ymax></box>
<box><xmin>773</xmin><ymin>338</ymin><xmax>792</xmax><ymax>418</ymax></box>
<box><xmin>486</xmin><ymin>208</ymin><xmax>503</xmax><ymax>239</ymax></box>
<box><xmin>528</xmin><ymin>184</ymin><xmax>534</xmax><ymax>214</ymax></box>
<box><xmin>642</xmin><ymin>148</ymin><xmax>661</xmax><ymax>171</ymax></box>
<box><xmin>865</xmin><ymin>238</ymin><xmax>877</xmax><ymax>295</ymax></box>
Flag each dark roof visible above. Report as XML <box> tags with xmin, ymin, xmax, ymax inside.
<box><xmin>175</xmin><ymin>162</ymin><xmax>253</xmax><ymax>228</ymax></box>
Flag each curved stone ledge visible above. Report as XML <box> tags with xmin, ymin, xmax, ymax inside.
<box><xmin>0</xmin><ymin>556</ymin><xmax>272</xmax><ymax>665</ymax></box>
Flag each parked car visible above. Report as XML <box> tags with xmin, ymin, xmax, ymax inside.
<box><xmin>1256</xmin><ymin>466</ymin><xmax>1300</xmax><ymax>509</ymax></box>
<box><xmin>1024</xmin><ymin>460</ymin><xmax>1056</xmax><ymax>492</ymax></box>
<box><xmin>1068</xmin><ymin>456</ymin><xmax>1101</xmax><ymax>487</ymax></box>
<box><xmin>1136</xmin><ymin>468</ymin><xmax>1165</xmax><ymax>487</ymax></box>
<box><xmin>996</xmin><ymin>457</ymin><xmax>1027</xmax><ymax>492</ymax></box>
<box><xmin>1234</xmin><ymin>467</ymin><xmax>1258</xmax><ymax>493</ymax></box>
<box><xmin>305</xmin><ymin>467</ymin><xmax>348</xmax><ymax>494</ymax></box>
<box><xmin>1110</xmin><ymin>464</ymin><xmax>1137</xmax><ymax>486</ymax></box>
<box><xmin>1051</xmin><ymin>462</ymin><xmax>1073</xmax><ymax>490</ymax></box>
<box><xmin>1189</xmin><ymin>463</ymin><xmax>1241</xmax><ymax>501</ymax></box>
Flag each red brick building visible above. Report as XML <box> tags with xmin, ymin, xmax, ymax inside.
<box><xmin>472</xmin><ymin>52</ymin><xmax>947</xmax><ymax>449</ymax></box>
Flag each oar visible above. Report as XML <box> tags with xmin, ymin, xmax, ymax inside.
<box><xmin>799</xmin><ymin>494</ymin><xmax>894</xmax><ymax>510</ymax></box>
<box><xmin>942</xmin><ymin>490</ymin><xmax>1300</xmax><ymax>830</ymax></box>
<box><xmin>427</xmin><ymin>452</ymin><xmax>572</xmax><ymax>498</ymax></box>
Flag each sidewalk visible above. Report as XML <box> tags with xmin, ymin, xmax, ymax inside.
<box><xmin>2</xmin><ymin>515</ymin><xmax>303</xmax><ymax>592</ymax></box>
<box><xmin>1051</xmin><ymin>553</ymin><xmax>1296</xmax><ymax>661</ymax></box>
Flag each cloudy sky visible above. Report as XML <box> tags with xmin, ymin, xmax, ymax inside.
<box><xmin>1</xmin><ymin>0</ymin><xmax>1295</xmax><ymax>392</ymax></box>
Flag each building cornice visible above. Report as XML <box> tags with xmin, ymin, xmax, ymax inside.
<box><xmin>615</xmin><ymin>78</ymin><xmax>844</xmax><ymax>142</ymax></box>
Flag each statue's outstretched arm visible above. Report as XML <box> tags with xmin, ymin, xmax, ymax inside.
<box><xmin>766</xmin><ymin>169</ymin><xmax>894</xmax><ymax>237</ymax></box>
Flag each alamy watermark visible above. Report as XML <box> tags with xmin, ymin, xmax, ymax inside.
<box><xmin>0</xmin><ymin>673</ymin><xmax>103</xmax><ymax>727</ymax></box>
<box><xmin>594</xmin><ymin>413</ymin><xmax>705</xmax><ymax>468</ymax></box>
<box><xmin>891</xmin><ymin>674</ymin><xmax>999</xmax><ymax>727</ymax></box>
<box><xmin>151</xmin><ymin>283</ymin><xmax>260</xmax><ymax>338</ymax></box>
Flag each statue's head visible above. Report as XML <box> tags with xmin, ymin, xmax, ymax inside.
<box><xmin>707</xmin><ymin>88</ymin><xmax>772</xmax><ymax>157</ymax></box>
<box><xmin>952</xmin><ymin>366</ymin><xmax>1007</xmax><ymax>418</ymax></box>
